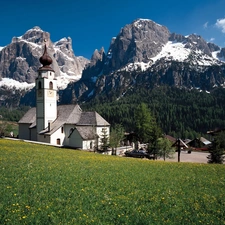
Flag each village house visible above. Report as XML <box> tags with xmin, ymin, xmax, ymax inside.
<box><xmin>18</xmin><ymin>44</ymin><xmax>110</xmax><ymax>150</ymax></box>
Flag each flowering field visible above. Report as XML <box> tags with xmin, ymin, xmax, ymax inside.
<box><xmin>1</xmin><ymin>139</ymin><xmax>225</xmax><ymax>225</ymax></box>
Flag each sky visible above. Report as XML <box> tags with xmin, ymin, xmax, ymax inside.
<box><xmin>0</xmin><ymin>0</ymin><xmax>225</xmax><ymax>59</ymax></box>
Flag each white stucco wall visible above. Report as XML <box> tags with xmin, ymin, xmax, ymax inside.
<box><xmin>63</xmin><ymin>124</ymin><xmax>76</xmax><ymax>146</ymax></box>
<box><xmin>68</xmin><ymin>128</ymin><xmax>83</xmax><ymax>148</ymax></box>
<box><xmin>82</xmin><ymin>140</ymin><xmax>95</xmax><ymax>150</ymax></box>
<box><xmin>49</xmin><ymin>127</ymin><xmax>65</xmax><ymax>146</ymax></box>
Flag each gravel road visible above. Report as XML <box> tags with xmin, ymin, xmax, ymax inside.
<box><xmin>158</xmin><ymin>151</ymin><xmax>209</xmax><ymax>163</ymax></box>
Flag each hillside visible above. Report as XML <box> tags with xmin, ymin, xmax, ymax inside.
<box><xmin>82</xmin><ymin>86</ymin><xmax>225</xmax><ymax>139</ymax></box>
<box><xmin>1</xmin><ymin>139</ymin><xmax>225</xmax><ymax>224</ymax></box>
<box><xmin>1</xmin><ymin>19</ymin><xmax>225</xmax><ymax>137</ymax></box>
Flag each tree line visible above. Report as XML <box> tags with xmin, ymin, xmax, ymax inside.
<box><xmin>82</xmin><ymin>85</ymin><xmax>225</xmax><ymax>140</ymax></box>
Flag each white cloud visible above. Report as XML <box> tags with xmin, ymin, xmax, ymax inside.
<box><xmin>210</xmin><ymin>38</ymin><xmax>215</xmax><ymax>42</ymax></box>
<box><xmin>203</xmin><ymin>22</ymin><xmax>208</xmax><ymax>29</ymax></box>
<box><xmin>215</xmin><ymin>18</ymin><xmax>225</xmax><ymax>33</ymax></box>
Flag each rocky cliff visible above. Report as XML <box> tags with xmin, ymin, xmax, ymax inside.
<box><xmin>0</xmin><ymin>26</ymin><xmax>89</xmax><ymax>85</ymax></box>
<box><xmin>1</xmin><ymin>19</ymin><xmax>225</xmax><ymax>107</ymax></box>
<box><xmin>60</xmin><ymin>19</ymin><xmax>225</xmax><ymax>104</ymax></box>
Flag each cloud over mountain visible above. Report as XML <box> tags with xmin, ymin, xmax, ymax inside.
<box><xmin>215</xmin><ymin>18</ymin><xmax>225</xmax><ymax>33</ymax></box>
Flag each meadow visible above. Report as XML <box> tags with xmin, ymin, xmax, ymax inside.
<box><xmin>0</xmin><ymin>139</ymin><xmax>225</xmax><ymax>225</ymax></box>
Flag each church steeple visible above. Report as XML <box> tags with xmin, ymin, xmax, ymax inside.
<box><xmin>38</xmin><ymin>44</ymin><xmax>54</xmax><ymax>72</ymax></box>
<box><xmin>36</xmin><ymin>43</ymin><xmax>57</xmax><ymax>137</ymax></box>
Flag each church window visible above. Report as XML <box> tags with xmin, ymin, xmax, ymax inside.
<box><xmin>49</xmin><ymin>81</ymin><xmax>53</xmax><ymax>90</ymax></box>
<box><xmin>61</xmin><ymin>127</ymin><xmax>64</xmax><ymax>133</ymax></box>
<box><xmin>38</xmin><ymin>81</ymin><xmax>42</xmax><ymax>89</ymax></box>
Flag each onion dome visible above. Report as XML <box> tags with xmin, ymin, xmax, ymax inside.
<box><xmin>38</xmin><ymin>44</ymin><xmax>54</xmax><ymax>71</ymax></box>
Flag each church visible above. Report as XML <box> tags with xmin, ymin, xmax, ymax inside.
<box><xmin>18</xmin><ymin>44</ymin><xmax>110</xmax><ymax>150</ymax></box>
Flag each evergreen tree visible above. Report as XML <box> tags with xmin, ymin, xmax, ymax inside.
<box><xmin>110</xmin><ymin>124</ymin><xmax>125</xmax><ymax>155</ymax></box>
<box><xmin>100</xmin><ymin>128</ymin><xmax>109</xmax><ymax>152</ymax></box>
<box><xmin>134</xmin><ymin>103</ymin><xmax>155</xmax><ymax>143</ymax></box>
<box><xmin>207</xmin><ymin>132</ymin><xmax>225</xmax><ymax>164</ymax></box>
<box><xmin>156</xmin><ymin>137</ymin><xmax>175</xmax><ymax>161</ymax></box>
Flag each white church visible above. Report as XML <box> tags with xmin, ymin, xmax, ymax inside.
<box><xmin>18</xmin><ymin>45</ymin><xmax>110</xmax><ymax>150</ymax></box>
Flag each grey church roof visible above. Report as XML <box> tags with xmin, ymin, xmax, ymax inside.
<box><xmin>75</xmin><ymin>126</ymin><xmax>97</xmax><ymax>140</ymax></box>
<box><xmin>40</xmin><ymin>104</ymin><xmax>82</xmax><ymax>135</ymax></box>
<box><xmin>18</xmin><ymin>104</ymin><xmax>110</xmax><ymax>137</ymax></box>
<box><xmin>77</xmin><ymin>112</ymin><xmax>110</xmax><ymax>126</ymax></box>
<box><xmin>18</xmin><ymin>107</ymin><xmax>36</xmax><ymax>128</ymax></box>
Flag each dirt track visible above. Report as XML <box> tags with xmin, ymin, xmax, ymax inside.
<box><xmin>158</xmin><ymin>151</ymin><xmax>209</xmax><ymax>163</ymax></box>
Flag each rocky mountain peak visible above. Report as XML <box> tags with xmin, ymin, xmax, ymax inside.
<box><xmin>81</xmin><ymin>48</ymin><xmax>106</xmax><ymax>81</ymax></box>
<box><xmin>54</xmin><ymin>37</ymin><xmax>74</xmax><ymax>58</ymax></box>
<box><xmin>104</xmin><ymin>18</ymin><xmax>170</xmax><ymax>73</ymax></box>
<box><xmin>90</xmin><ymin>47</ymin><xmax>105</xmax><ymax>66</ymax></box>
<box><xmin>0</xmin><ymin>27</ymin><xmax>89</xmax><ymax>86</ymax></box>
<box><xmin>169</xmin><ymin>33</ymin><xmax>217</xmax><ymax>57</ymax></box>
<box><xmin>20</xmin><ymin>26</ymin><xmax>49</xmax><ymax>44</ymax></box>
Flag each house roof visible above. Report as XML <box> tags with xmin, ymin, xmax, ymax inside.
<box><xmin>188</xmin><ymin>137</ymin><xmax>211</xmax><ymax>146</ymax></box>
<box><xmin>172</xmin><ymin>138</ymin><xmax>188</xmax><ymax>148</ymax></box>
<box><xmin>164</xmin><ymin>134</ymin><xmax>176</xmax><ymax>143</ymax></box>
<box><xmin>18</xmin><ymin>107</ymin><xmax>36</xmax><ymax>128</ymax></box>
<box><xmin>41</xmin><ymin>104</ymin><xmax>82</xmax><ymax>135</ymax></box>
<box><xmin>199</xmin><ymin>137</ymin><xmax>211</xmax><ymax>145</ymax></box>
<box><xmin>75</xmin><ymin>126</ymin><xmax>96</xmax><ymax>140</ymax></box>
<box><xmin>18</xmin><ymin>104</ymin><xmax>109</xmax><ymax>136</ymax></box>
<box><xmin>77</xmin><ymin>111</ymin><xmax>110</xmax><ymax>126</ymax></box>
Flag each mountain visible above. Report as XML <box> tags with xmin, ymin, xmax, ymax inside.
<box><xmin>0</xmin><ymin>26</ymin><xmax>89</xmax><ymax>89</ymax></box>
<box><xmin>60</xmin><ymin>19</ymin><xmax>225</xmax><ymax>103</ymax></box>
<box><xmin>1</xmin><ymin>19</ymin><xmax>225</xmax><ymax>107</ymax></box>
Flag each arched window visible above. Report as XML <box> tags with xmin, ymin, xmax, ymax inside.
<box><xmin>38</xmin><ymin>81</ymin><xmax>42</xmax><ymax>89</ymax></box>
<box><xmin>49</xmin><ymin>81</ymin><xmax>53</xmax><ymax>90</ymax></box>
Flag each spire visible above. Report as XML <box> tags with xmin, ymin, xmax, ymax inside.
<box><xmin>38</xmin><ymin>44</ymin><xmax>54</xmax><ymax>71</ymax></box>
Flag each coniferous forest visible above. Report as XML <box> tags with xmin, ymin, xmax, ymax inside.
<box><xmin>1</xmin><ymin>86</ymin><xmax>225</xmax><ymax>140</ymax></box>
<box><xmin>82</xmin><ymin>86</ymin><xmax>225</xmax><ymax>140</ymax></box>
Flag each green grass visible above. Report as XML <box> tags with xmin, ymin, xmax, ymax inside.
<box><xmin>0</xmin><ymin>139</ymin><xmax>225</xmax><ymax>225</ymax></box>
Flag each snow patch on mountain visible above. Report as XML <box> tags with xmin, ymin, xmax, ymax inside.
<box><xmin>121</xmin><ymin>41</ymin><xmax>224</xmax><ymax>73</ymax></box>
<box><xmin>212</xmin><ymin>50</ymin><xmax>225</xmax><ymax>62</ymax></box>
<box><xmin>0</xmin><ymin>73</ymin><xmax>80</xmax><ymax>91</ymax></box>
<box><xmin>134</xmin><ymin>18</ymin><xmax>162</xmax><ymax>28</ymax></box>
<box><xmin>0</xmin><ymin>78</ymin><xmax>35</xmax><ymax>90</ymax></box>
<box><xmin>57</xmin><ymin>72</ymin><xmax>80</xmax><ymax>90</ymax></box>
<box><xmin>152</xmin><ymin>41</ymin><xmax>190</xmax><ymax>62</ymax></box>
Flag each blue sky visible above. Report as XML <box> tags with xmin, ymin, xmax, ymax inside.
<box><xmin>1</xmin><ymin>0</ymin><xmax>225</xmax><ymax>59</ymax></box>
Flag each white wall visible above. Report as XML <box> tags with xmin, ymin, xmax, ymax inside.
<box><xmin>69</xmin><ymin>129</ymin><xmax>83</xmax><ymax>148</ymax></box>
<box><xmin>49</xmin><ymin>127</ymin><xmax>65</xmax><ymax>145</ymax></box>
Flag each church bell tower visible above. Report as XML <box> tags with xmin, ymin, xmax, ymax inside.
<box><xmin>36</xmin><ymin>44</ymin><xmax>57</xmax><ymax>134</ymax></box>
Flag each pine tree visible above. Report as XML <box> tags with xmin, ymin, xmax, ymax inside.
<box><xmin>156</xmin><ymin>137</ymin><xmax>175</xmax><ymax>161</ymax></box>
<box><xmin>110</xmin><ymin>124</ymin><xmax>125</xmax><ymax>155</ymax></box>
<box><xmin>100</xmin><ymin>128</ymin><xmax>109</xmax><ymax>152</ymax></box>
<box><xmin>207</xmin><ymin>132</ymin><xmax>225</xmax><ymax>164</ymax></box>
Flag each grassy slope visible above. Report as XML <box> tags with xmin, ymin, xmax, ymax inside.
<box><xmin>0</xmin><ymin>139</ymin><xmax>225</xmax><ymax>225</ymax></box>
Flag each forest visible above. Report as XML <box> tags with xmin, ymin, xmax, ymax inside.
<box><xmin>81</xmin><ymin>85</ymin><xmax>225</xmax><ymax>140</ymax></box>
<box><xmin>1</xmin><ymin>85</ymin><xmax>225</xmax><ymax>140</ymax></box>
